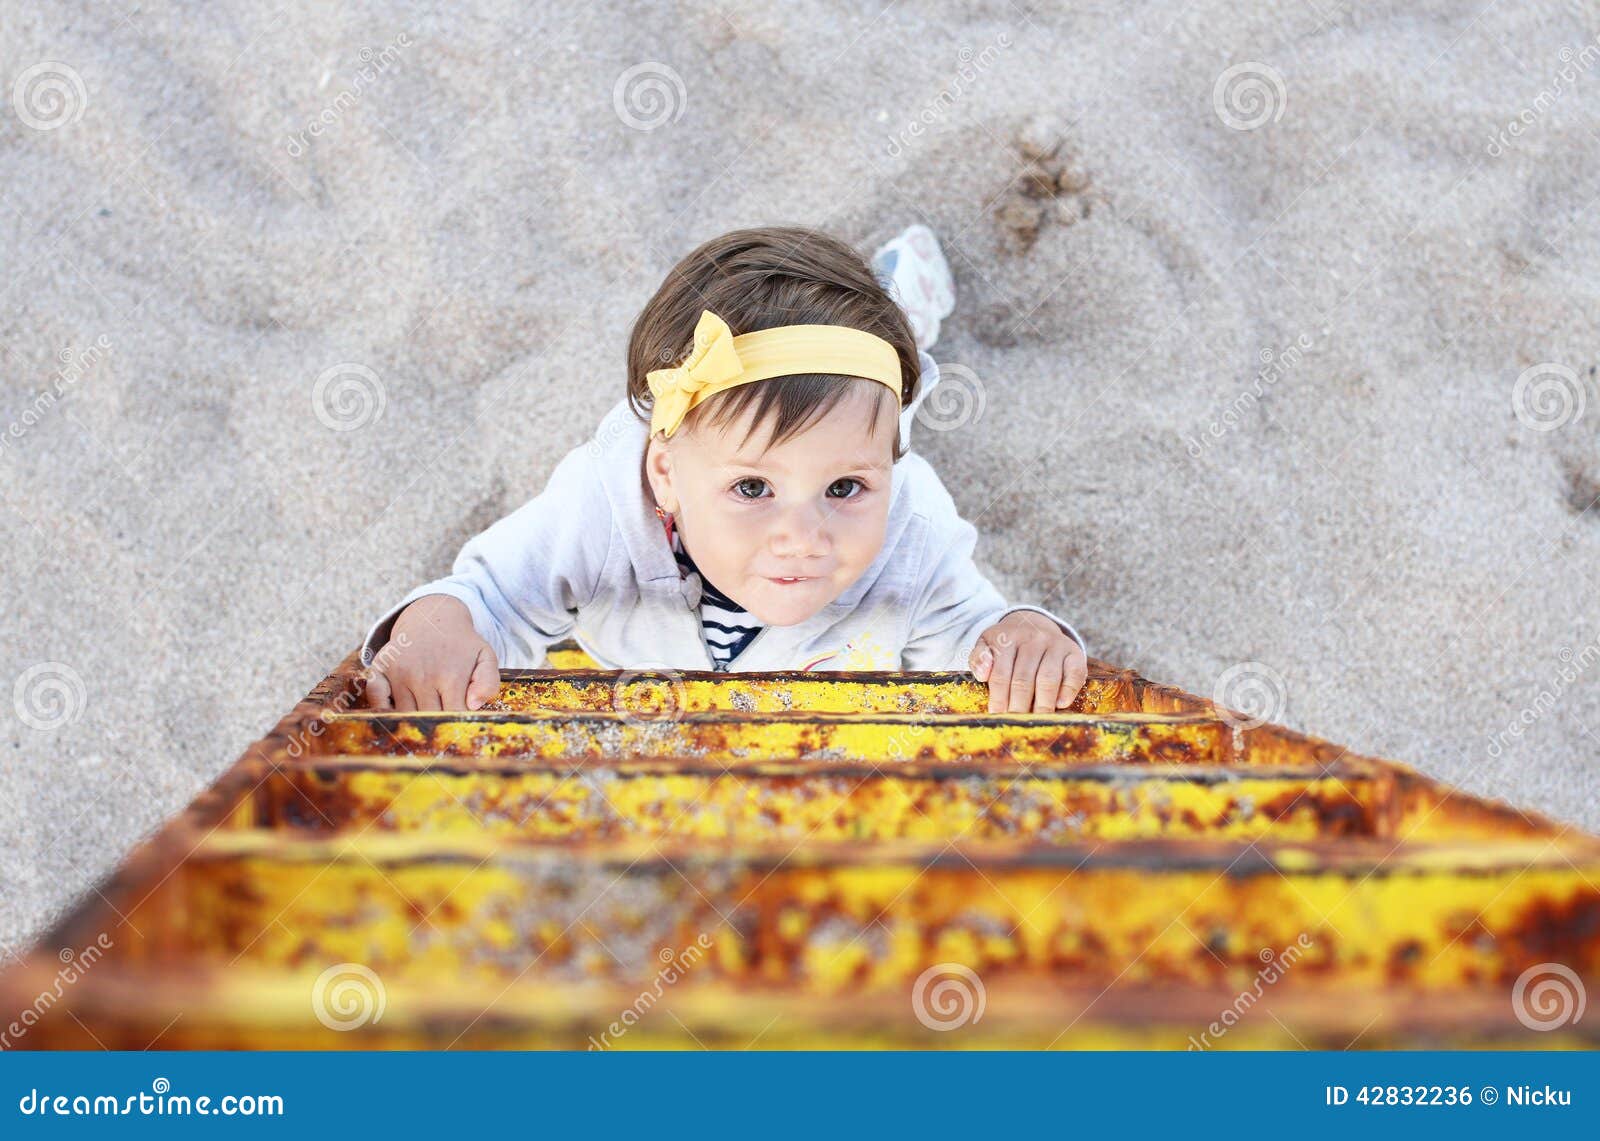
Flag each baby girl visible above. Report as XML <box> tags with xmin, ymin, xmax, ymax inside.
<box><xmin>358</xmin><ymin>225</ymin><xmax>1087</xmax><ymax>713</ymax></box>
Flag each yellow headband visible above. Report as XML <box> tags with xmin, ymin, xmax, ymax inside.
<box><xmin>646</xmin><ymin>308</ymin><xmax>903</xmax><ymax>438</ymax></box>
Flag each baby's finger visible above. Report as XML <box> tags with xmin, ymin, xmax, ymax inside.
<box><xmin>968</xmin><ymin>634</ymin><xmax>998</xmax><ymax>682</ymax></box>
<box><xmin>438</xmin><ymin>671</ymin><xmax>469</xmax><ymax>712</ymax></box>
<box><xmin>1032</xmin><ymin>652</ymin><xmax>1064</xmax><ymax>715</ymax></box>
<box><xmin>361</xmin><ymin>669</ymin><xmax>393</xmax><ymax>710</ymax></box>
<box><xmin>1057</xmin><ymin>648</ymin><xmax>1089</xmax><ymax>708</ymax></box>
<box><xmin>435</xmin><ymin>657</ymin><xmax>472</xmax><ymax>712</ymax></box>
<box><xmin>465</xmin><ymin>646</ymin><xmax>500</xmax><ymax>710</ymax></box>
<box><xmin>985</xmin><ymin>635</ymin><xmax>1019</xmax><ymax>713</ymax></box>
<box><xmin>391</xmin><ymin>681</ymin><xmax>418</xmax><ymax>712</ymax></box>
<box><xmin>1006</xmin><ymin>641</ymin><xmax>1046</xmax><ymax>713</ymax></box>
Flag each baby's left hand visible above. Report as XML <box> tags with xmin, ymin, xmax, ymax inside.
<box><xmin>969</xmin><ymin>611</ymin><xmax>1088</xmax><ymax>712</ymax></box>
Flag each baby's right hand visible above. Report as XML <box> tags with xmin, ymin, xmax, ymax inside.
<box><xmin>361</xmin><ymin>595</ymin><xmax>500</xmax><ymax>711</ymax></box>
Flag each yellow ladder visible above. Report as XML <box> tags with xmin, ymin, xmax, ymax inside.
<box><xmin>4</xmin><ymin>643</ymin><xmax>1596</xmax><ymax>1048</ymax></box>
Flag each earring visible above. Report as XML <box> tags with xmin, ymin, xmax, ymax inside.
<box><xmin>654</xmin><ymin>505</ymin><xmax>670</xmax><ymax>521</ymax></box>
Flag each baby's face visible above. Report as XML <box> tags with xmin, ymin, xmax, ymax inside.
<box><xmin>646</xmin><ymin>382</ymin><xmax>896</xmax><ymax>627</ymax></box>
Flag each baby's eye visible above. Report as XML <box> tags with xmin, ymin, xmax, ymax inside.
<box><xmin>732</xmin><ymin>477</ymin><xmax>769</xmax><ymax>500</ymax></box>
<box><xmin>826</xmin><ymin>478</ymin><xmax>865</xmax><ymax>499</ymax></box>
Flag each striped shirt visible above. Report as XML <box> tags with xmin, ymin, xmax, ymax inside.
<box><xmin>669</xmin><ymin>527</ymin><xmax>764</xmax><ymax>669</ymax></box>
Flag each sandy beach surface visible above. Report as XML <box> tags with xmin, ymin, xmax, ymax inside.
<box><xmin>2</xmin><ymin>0</ymin><xmax>1598</xmax><ymax>954</ymax></box>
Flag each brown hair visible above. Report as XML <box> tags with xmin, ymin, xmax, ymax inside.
<box><xmin>627</xmin><ymin>225</ymin><xmax>922</xmax><ymax>462</ymax></box>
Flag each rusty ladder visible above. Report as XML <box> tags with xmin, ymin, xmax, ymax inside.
<box><xmin>4</xmin><ymin>643</ymin><xmax>1597</xmax><ymax>1048</ymax></box>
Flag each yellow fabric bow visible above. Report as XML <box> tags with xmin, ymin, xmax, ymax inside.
<box><xmin>646</xmin><ymin>310</ymin><xmax>746</xmax><ymax>439</ymax></box>
<box><xmin>645</xmin><ymin>308</ymin><xmax>903</xmax><ymax>438</ymax></box>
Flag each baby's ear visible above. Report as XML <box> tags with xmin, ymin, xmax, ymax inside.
<box><xmin>642</xmin><ymin>434</ymin><xmax>677</xmax><ymax>511</ymax></box>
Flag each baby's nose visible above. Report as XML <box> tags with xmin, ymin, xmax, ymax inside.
<box><xmin>769</xmin><ymin>503</ymin><xmax>831</xmax><ymax>557</ymax></box>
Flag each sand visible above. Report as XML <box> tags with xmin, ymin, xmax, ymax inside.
<box><xmin>2</xmin><ymin>0</ymin><xmax>1598</xmax><ymax>955</ymax></box>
